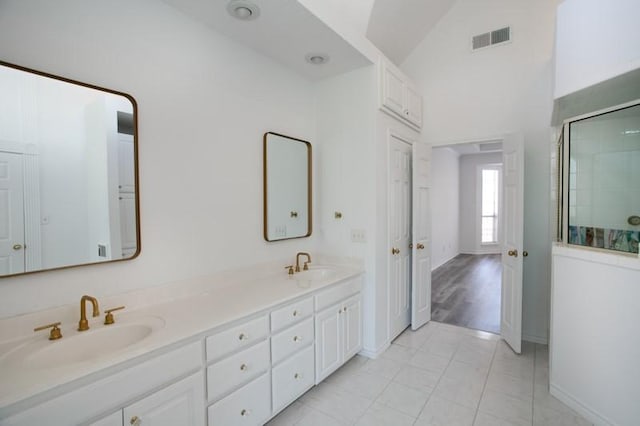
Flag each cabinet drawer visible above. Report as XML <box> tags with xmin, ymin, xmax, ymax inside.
<box><xmin>207</xmin><ymin>340</ymin><xmax>270</xmax><ymax>402</ymax></box>
<box><xmin>315</xmin><ymin>277</ymin><xmax>361</xmax><ymax>311</ymax></box>
<box><xmin>271</xmin><ymin>317</ymin><xmax>313</xmax><ymax>365</ymax></box>
<box><xmin>271</xmin><ymin>296</ymin><xmax>313</xmax><ymax>332</ymax></box>
<box><xmin>206</xmin><ymin>315</ymin><xmax>268</xmax><ymax>361</ymax></box>
<box><xmin>272</xmin><ymin>345</ymin><xmax>315</xmax><ymax>413</ymax></box>
<box><xmin>208</xmin><ymin>373</ymin><xmax>271</xmax><ymax>426</ymax></box>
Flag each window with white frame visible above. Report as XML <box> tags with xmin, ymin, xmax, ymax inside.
<box><xmin>481</xmin><ymin>167</ymin><xmax>500</xmax><ymax>244</ymax></box>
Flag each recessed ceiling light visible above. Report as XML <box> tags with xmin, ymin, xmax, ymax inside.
<box><xmin>227</xmin><ymin>1</ymin><xmax>260</xmax><ymax>21</ymax></box>
<box><xmin>305</xmin><ymin>53</ymin><xmax>330</xmax><ymax>65</ymax></box>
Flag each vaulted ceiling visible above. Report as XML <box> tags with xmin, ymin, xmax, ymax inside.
<box><xmin>365</xmin><ymin>0</ymin><xmax>458</xmax><ymax>64</ymax></box>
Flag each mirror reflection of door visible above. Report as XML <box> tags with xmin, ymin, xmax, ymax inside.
<box><xmin>0</xmin><ymin>61</ymin><xmax>139</xmax><ymax>276</ymax></box>
<box><xmin>0</xmin><ymin>152</ymin><xmax>25</xmax><ymax>274</ymax></box>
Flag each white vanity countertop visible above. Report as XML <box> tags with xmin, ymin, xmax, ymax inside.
<box><xmin>0</xmin><ymin>262</ymin><xmax>363</xmax><ymax>411</ymax></box>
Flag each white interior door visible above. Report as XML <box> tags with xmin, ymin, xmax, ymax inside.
<box><xmin>411</xmin><ymin>142</ymin><xmax>431</xmax><ymax>330</ymax></box>
<box><xmin>501</xmin><ymin>133</ymin><xmax>525</xmax><ymax>353</ymax></box>
<box><xmin>0</xmin><ymin>152</ymin><xmax>25</xmax><ymax>275</ymax></box>
<box><xmin>388</xmin><ymin>135</ymin><xmax>412</xmax><ymax>340</ymax></box>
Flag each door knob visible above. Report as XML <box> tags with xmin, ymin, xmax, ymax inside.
<box><xmin>416</xmin><ymin>243</ymin><xmax>425</xmax><ymax>250</ymax></box>
<box><xmin>523</xmin><ymin>251</ymin><xmax>528</xmax><ymax>257</ymax></box>
<box><xmin>12</xmin><ymin>244</ymin><xmax>23</xmax><ymax>250</ymax></box>
<box><xmin>508</xmin><ymin>249</ymin><xmax>518</xmax><ymax>257</ymax></box>
<box><xmin>391</xmin><ymin>248</ymin><xmax>400</xmax><ymax>255</ymax></box>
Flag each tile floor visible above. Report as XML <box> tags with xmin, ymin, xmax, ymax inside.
<box><xmin>267</xmin><ymin>321</ymin><xmax>593</xmax><ymax>426</ymax></box>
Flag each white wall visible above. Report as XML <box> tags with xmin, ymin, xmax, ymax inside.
<box><xmin>554</xmin><ymin>0</ymin><xmax>640</xmax><ymax>99</ymax></box>
<box><xmin>430</xmin><ymin>147</ymin><xmax>460</xmax><ymax>269</ymax></box>
<box><xmin>0</xmin><ymin>0</ymin><xmax>317</xmax><ymax>318</ymax></box>
<box><xmin>459</xmin><ymin>153</ymin><xmax>502</xmax><ymax>255</ymax></box>
<box><xmin>402</xmin><ymin>0</ymin><xmax>558</xmax><ymax>343</ymax></box>
<box><xmin>314</xmin><ymin>66</ymin><xmax>383</xmax><ymax>355</ymax></box>
<box><xmin>551</xmin><ymin>246</ymin><xmax>640</xmax><ymax>426</ymax></box>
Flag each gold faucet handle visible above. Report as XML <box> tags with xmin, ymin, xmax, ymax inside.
<box><xmin>34</xmin><ymin>322</ymin><xmax>63</xmax><ymax>340</ymax></box>
<box><xmin>303</xmin><ymin>260</ymin><xmax>311</xmax><ymax>271</ymax></box>
<box><xmin>284</xmin><ymin>265</ymin><xmax>294</xmax><ymax>275</ymax></box>
<box><xmin>104</xmin><ymin>306</ymin><xmax>125</xmax><ymax>325</ymax></box>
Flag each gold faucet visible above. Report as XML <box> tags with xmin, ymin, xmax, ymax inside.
<box><xmin>295</xmin><ymin>252</ymin><xmax>311</xmax><ymax>272</ymax></box>
<box><xmin>78</xmin><ymin>295</ymin><xmax>100</xmax><ymax>331</ymax></box>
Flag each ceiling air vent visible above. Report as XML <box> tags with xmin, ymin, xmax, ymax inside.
<box><xmin>472</xmin><ymin>26</ymin><xmax>511</xmax><ymax>51</ymax></box>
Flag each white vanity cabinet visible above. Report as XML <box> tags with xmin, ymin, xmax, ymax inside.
<box><xmin>1</xmin><ymin>342</ymin><xmax>204</xmax><ymax>426</ymax></box>
<box><xmin>0</xmin><ymin>270</ymin><xmax>364</xmax><ymax>426</ymax></box>
<box><xmin>380</xmin><ymin>58</ymin><xmax>423</xmax><ymax>130</ymax></box>
<box><xmin>205</xmin><ymin>314</ymin><xmax>271</xmax><ymax>425</ymax></box>
<box><xmin>314</xmin><ymin>281</ymin><xmax>363</xmax><ymax>383</ymax></box>
<box><xmin>206</xmin><ymin>296</ymin><xmax>316</xmax><ymax>425</ymax></box>
<box><xmin>270</xmin><ymin>297</ymin><xmax>315</xmax><ymax>413</ymax></box>
<box><xmin>94</xmin><ymin>372</ymin><xmax>205</xmax><ymax>426</ymax></box>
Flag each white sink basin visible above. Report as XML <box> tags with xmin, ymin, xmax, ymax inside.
<box><xmin>4</xmin><ymin>316</ymin><xmax>165</xmax><ymax>369</ymax></box>
<box><xmin>295</xmin><ymin>266</ymin><xmax>340</xmax><ymax>282</ymax></box>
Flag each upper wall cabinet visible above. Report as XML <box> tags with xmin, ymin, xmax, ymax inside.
<box><xmin>379</xmin><ymin>59</ymin><xmax>423</xmax><ymax>130</ymax></box>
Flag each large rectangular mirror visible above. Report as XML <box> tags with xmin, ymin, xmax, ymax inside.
<box><xmin>263</xmin><ymin>132</ymin><xmax>311</xmax><ymax>241</ymax></box>
<box><xmin>0</xmin><ymin>61</ymin><xmax>139</xmax><ymax>277</ymax></box>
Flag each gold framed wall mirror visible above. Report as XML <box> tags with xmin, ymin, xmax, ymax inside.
<box><xmin>263</xmin><ymin>132</ymin><xmax>312</xmax><ymax>241</ymax></box>
<box><xmin>0</xmin><ymin>61</ymin><xmax>140</xmax><ymax>277</ymax></box>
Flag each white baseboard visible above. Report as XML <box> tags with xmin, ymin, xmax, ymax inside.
<box><xmin>523</xmin><ymin>333</ymin><xmax>548</xmax><ymax>344</ymax></box>
<box><xmin>431</xmin><ymin>253</ymin><xmax>461</xmax><ymax>271</ymax></box>
<box><xmin>550</xmin><ymin>382</ymin><xmax>615</xmax><ymax>426</ymax></box>
<box><xmin>459</xmin><ymin>249</ymin><xmax>501</xmax><ymax>255</ymax></box>
<box><xmin>359</xmin><ymin>342</ymin><xmax>390</xmax><ymax>359</ymax></box>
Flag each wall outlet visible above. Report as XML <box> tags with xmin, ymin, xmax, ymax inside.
<box><xmin>351</xmin><ymin>229</ymin><xmax>367</xmax><ymax>243</ymax></box>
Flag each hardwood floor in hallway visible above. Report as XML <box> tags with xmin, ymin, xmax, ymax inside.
<box><xmin>431</xmin><ymin>254</ymin><xmax>501</xmax><ymax>334</ymax></box>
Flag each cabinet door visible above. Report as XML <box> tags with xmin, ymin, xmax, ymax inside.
<box><xmin>343</xmin><ymin>296</ymin><xmax>362</xmax><ymax>361</ymax></box>
<box><xmin>123</xmin><ymin>372</ymin><xmax>205</xmax><ymax>426</ymax></box>
<box><xmin>315</xmin><ymin>306</ymin><xmax>342</xmax><ymax>383</ymax></box>
<box><xmin>382</xmin><ymin>63</ymin><xmax>406</xmax><ymax>117</ymax></box>
<box><xmin>90</xmin><ymin>411</ymin><xmax>123</xmax><ymax>426</ymax></box>
<box><xmin>406</xmin><ymin>85</ymin><xmax>423</xmax><ymax>128</ymax></box>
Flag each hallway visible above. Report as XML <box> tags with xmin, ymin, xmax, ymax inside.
<box><xmin>431</xmin><ymin>254</ymin><xmax>501</xmax><ymax>334</ymax></box>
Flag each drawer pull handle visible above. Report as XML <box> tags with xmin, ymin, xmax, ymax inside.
<box><xmin>130</xmin><ymin>416</ymin><xmax>141</xmax><ymax>426</ymax></box>
<box><xmin>338</xmin><ymin>309</ymin><xmax>342</xmax><ymax>314</ymax></box>
<box><xmin>238</xmin><ymin>333</ymin><xmax>248</xmax><ymax>341</ymax></box>
<box><xmin>344</xmin><ymin>306</ymin><xmax>348</xmax><ymax>312</ymax></box>
<box><xmin>294</xmin><ymin>373</ymin><xmax>301</xmax><ymax>379</ymax></box>
<box><xmin>293</xmin><ymin>310</ymin><xmax>299</xmax><ymax>317</ymax></box>
<box><xmin>240</xmin><ymin>409</ymin><xmax>250</xmax><ymax>417</ymax></box>
<box><xmin>240</xmin><ymin>363</ymin><xmax>248</xmax><ymax>371</ymax></box>
<box><xmin>293</xmin><ymin>335</ymin><xmax>302</xmax><ymax>342</ymax></box>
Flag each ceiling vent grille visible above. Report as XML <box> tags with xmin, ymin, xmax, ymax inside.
<box><xmin>472</xmin><ymin>26</ymin><xmax>511</xmax><ymax>51</ymax></box>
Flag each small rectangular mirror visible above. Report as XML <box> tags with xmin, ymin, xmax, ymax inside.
<box><xmin>263</xmin><ymin>132</ymin><xmax>312</xmax><ymax>241</ymax></box>
<box><xmin>0</xmin><ymin>61</ymin><xmax>139</xmax><ymax>277</ymax></box>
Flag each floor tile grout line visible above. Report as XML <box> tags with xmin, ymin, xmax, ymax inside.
<box><xmin>470</xmin><ymin>336</ymin><xmax>499</xmax><ymax>425</ymax></box>
<box><xmin>410</xmin><ymin>328</ymin><xmax>460</xmax><ymax>424</ymax></box>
